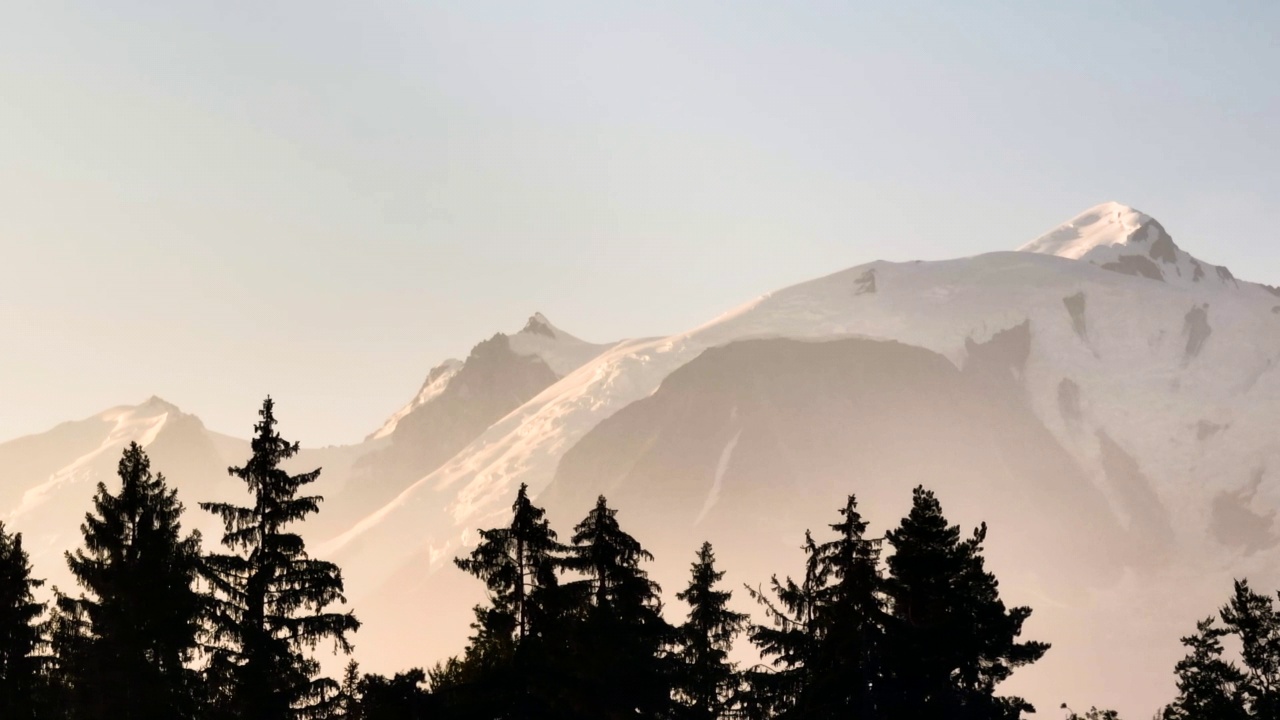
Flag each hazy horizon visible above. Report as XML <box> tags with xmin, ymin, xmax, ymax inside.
<box><xmin>3</xmin><ymin>1</ymin><xmax>1278</xmax><ymax>444</ymax></box>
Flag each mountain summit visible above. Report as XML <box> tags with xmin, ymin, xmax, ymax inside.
<box><xmin>1019</xmin><ymin>201</ymin><xmax>1240</xmax><ymax>288</ymax></box>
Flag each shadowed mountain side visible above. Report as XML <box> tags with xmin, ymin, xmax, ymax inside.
<box><xmin>336</xmin><ymin>334</ymin><xmax>561</xmax><ymax>522</ymax></box>
<box><xmin>543</xmin><ymin>337</ymin><xmax>1129</xmax><ymax>589</ymax></box>
<box><xmin>527</xmin><ymin>336</ymin><xmax>1148</xmax><ymax>712</ymax></box>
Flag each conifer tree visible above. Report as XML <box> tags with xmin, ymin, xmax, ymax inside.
<box><xmin>200</xmin><ymin>397</ymin><xmax>360</xmax><ymax>720</ymax></box>
<box><xmin>744</xmin><ymin>530</ymin><xmax>827</xmax><ymax>718</ymax></box>
<box><xmin>1163</xmin><ymin>579</ymin><xmax>1280</xmax><ymax>719</ymax></box>
<box><xmin>0</xmin><ymin>522</ymin><xmax>47</xmax><ymax>719</ymax></box>
<box><xmin>451</xmin><ymin>483</ymin><xmax>565</xmax><ymax>717</ymax></box>
<box><xmin>1161</xmin><ymin>617</ymin><xmax>1248</xmax><ymax>719</ymax></box>
<box><xmin>1218</xmin><ymin>579</ymin><xmax>1280</xmax><ymax>716</ymax></box>
<box><xmin>746</xmin><ymin>495</ymin><xmax>887</xmax><ymax>719</ymax></box>
<box><xmin>801</xmin><ymin>494</ymin><xmax>887</xmax><ymax>718</ymax></box>
<box><xmin>53</xmin><ymin>442</ymin><xmax>204</xmax><ymax>720</ymax></box>
<box><xmin>333</xmin><ymin>660</ymin><xmax>362</xmax><ymax>719</ymax></box>
<box><xmin>672</xmin><ymin>541</ymin><xmax>748</xmax><ymax>720</ymax></box>
<box><xmin>557</xmin><ymin>495</ymin><xmax>672</xmax><ymax>720</ymax></box>
<box><xmin>353</xmin><ymin>668</ymin><xmax>433</xmax><ymax>719</ymax></box>
<box><xmin>454</xmin><ymin>483</ymin><xmax>563</xmax><ymax>645</ymax></box>
<box><xmin>881</xmin><ymin>486</ymin><xmax>1048</xmax><ymax>720</ymax></box>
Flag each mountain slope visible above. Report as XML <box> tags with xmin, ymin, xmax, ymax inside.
<box><xmin>335</xmin><ymin>314</ymin><xmax>616</xmax><ymax>520</ymax></box>
<box><xmin>326</xmin><ymin>203</ymin><xmax>1280</xmax><ymax>717</ymax></box>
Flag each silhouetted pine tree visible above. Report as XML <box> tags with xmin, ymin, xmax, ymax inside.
<box><xmin>556</xmin><ymin>495</ymin><xmax>673</xmax><ymax>720</ymax></box>
<box><xmin>52</xmin><ymin>442</ymin><xmax>204</xmax><ymax>720</ymax></box>
<box><xmin>1163</xmin><ymin>579</ymin><xmax>1280</xmax><ymax>719</ymax></box>
<box><xmin>200</xmin><ymin>397</ymin><xmax>360</xmax><ymax>720</ymax></box>
<box><xmin>449</xmin><ymin>482</ymin><xmax>565</xmax><ymax>717</ymax></box>
<box><xmin>0</xmin><ymin>521</ymin><xmax>47</xmax><ymax>720</ymax></box>
<box><xmin>745</xmin><ymin>495</ymin><xmax>888</xmax><ymax>720</ymax></box>
<box><xmin>881</xmin><ymin>486</ymin><xmax>1048</xmax><ymax>720</ymax></box>
<box><xmin>333</xmin><ymin>660</ymin><xmax>362</xmax><ymax>719</ymax></box>
<box><xmin>744</xmin><ymin>530</ymin><xmax>826</xmax><ymax>718</ymax></box>
<box><xmin>1161</xmin><ymin>617</ymin><xmax>1248</xmax><ymax>719</ymax></box>
<box><xmin>672</xmin><ymin>541</ymin><xmax>748</xmax><ymax>720</ymax></box>
<box><xmin>799</xmin><ymin>494</ymin><xmax>886</xmax><ymax>718</ymax></box>
<box><xmin>455</xmin><ymin>483</ymin><xmax>563</xmax><ymax>644</ymax></box>
<box><xmin>1219</xmin><ymin>579</ymin><xmax>1280</xmax><ymax>716</ymax></box>
<box><xmin>352</xmin><ymin>668</ymin><xmax>434</xmax><ymax>720</ymax></box>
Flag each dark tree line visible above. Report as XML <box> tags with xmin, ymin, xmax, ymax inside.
<box><xmin>4</xmin><ymin>394</ymin><xmax>1267</xmax><ymax>719</ymax></box>
<box><xmin>365</xmin><ymin>485</ymin><xmax>1049</xmax><ymax>720</ymax></box>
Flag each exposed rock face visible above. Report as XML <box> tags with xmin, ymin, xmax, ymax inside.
<box><xmin>1183</xmin><ymin>305</ymin><xmax>1212</xmax><ymax>360</ymax></box>
<box><xmin>1063</xmin><ymin>292</ymin><xmax>1088</xmax><ymax>340</ymax></box>
<box><xmin>521</xmin><ymin>313</ymin><xmax>558</xmax><ymax>338</ymax></box>
<box><xmin>854</xmin><ymin>268</ymin><xmax>877</xmax><ymax>295</ymax></box>
<box><xmin>1145</xmin><ymin>221</ymin><xmax>1179</xmax><ymax>264</ymax></box>
<box><xmin>1101</xmin><ymin>255</ymin><xmax>1164</xmax><ymax>281</ymax></box>
<box><xmin>1096</xmin><ymin>431</ymin><xmax>1176</xmax><ymax>560</ymax></box>
<box><xmin>1196</xmin><ymin>420</ymin><xmax>1224</xmax><ymax>441</ymax></box>
<box><xmin>346</xmin><ymin>334</ymin><xmax>560</xmax><ymax>517</ymax></box>
<box><xmin>963</xmin><ymin>321</ymin><xmax>1031</xmax><ymax>386</ymax></box>
<box><xmin>1210</xmin><ymin>470</ymin><xmax>1278</xmax><ymax>554</ymax></box>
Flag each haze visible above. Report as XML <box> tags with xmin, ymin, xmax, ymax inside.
<box><xmin>2</xmin><ymin>0</ymin><xmax>1277</xmax><ymax>445</ymax></box>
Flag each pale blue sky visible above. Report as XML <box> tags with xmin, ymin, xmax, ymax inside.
<box><xmin>2</xmin><ymin>1</ymin><xmax>1277</xmax><ymax>445</ymax></box>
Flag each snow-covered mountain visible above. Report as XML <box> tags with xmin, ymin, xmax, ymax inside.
<box><xmin>0</xmin><ymin>313</ymin><xmax>616</xmax><ymax>595</ymax></box>
<box><xmin>331</xmin><ymin>314</ymin><xmax>618</xmax><ymax>522</ymax></box>
<box><xmin>0</xmin><ymin>396</ymin><xmax>378</xmax><ymax>594</ymax></box>
<box><xmin>321</xmin><ymin>202</ymin><xmax>1280</xmax><ymax>717</ymax></box>
<box><xmin>1017</xmin><ymin>201</ymin><xmax>1250</xmax><ymax>289</ymax></box>
<box><xmin>3</xmin><ymin>202</ymin><xmax>1278</xmax><ymax>717</ymax></box>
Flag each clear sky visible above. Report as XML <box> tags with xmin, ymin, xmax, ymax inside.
<box><xmin>2</xmin><ymin>1</ymin><xmax>1277</xmax><ymax>445</ymax></box>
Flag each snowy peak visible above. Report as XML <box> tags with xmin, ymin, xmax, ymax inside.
<box><xmin>1020</xmin><ymin>202</ymin><xmax>1239</xmax><ymax>289</ymax></box>
<box><xmin>368</xmin><ymin>314</ymin><xmax>617</xmax><ymax>442</ymax></box>
<box><xmin>95</xmin><ymin>396</ymin><xmax>191</xmax><ymax>444</ymax></box>
<box><xmin>1019</xmin><ymin>202</ymin><xmax>1151</xmax><ymax>260</ymax></box>
<box><xmin>520</xmin><ymin>312</ymin><xmax>560</xmax><ymax>339</ymax></box>
<box><xmin>507</xmin><ymin>313</ymin><xmax>613</xmax><ymax>377</ymax></box>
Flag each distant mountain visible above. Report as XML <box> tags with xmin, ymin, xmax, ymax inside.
<box><xmin>4</xmin><ymin>203</ymin><xmax>1279</xmax><ymax>717</ymax></box>
<box><xmin>322</xmin><ymin>203</ymin><xmax>1280</xmax><ymax>717</ymax></box>
<box><xmin>332</xmin><ymin>314</ymin><xmax>618</xmax><ymax>521</ymax></box>
<box><xmin>0</xmin><ymin>313</ymin><xmax>617</xmax><ymax>594</ymax></box>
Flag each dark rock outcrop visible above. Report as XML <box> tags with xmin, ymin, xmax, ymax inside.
<box><xmin>963</xmin><ymin>321</ymin><xmax>1031</xmax><ymax>386</ymax></box>
<box><xmin>1063</xmin><ymin>292</ymin><xmax>1088</xmax><ymax>340</ymax></box>
<box><xmin>1101</xmin><ymin>255</ymin><xmax>1164</xmax><ymax>281</ymax></box>
<box><xmin>1183</xmin><ymin>305</ymin><xmax>1212</xmax><ymax>360</ymax></box>
<box><xmin>1096</xmin><ymin>431</ymin><xmax>1176</xmax><ymax>558</ymax></box>
<box><xmin>521</xmin><ymin>314</ymin><xmax>558</xmax><ymax>338</ymax></box>
<box><xmin>1142</xmin><ymin>220</ymin><xmax>1178</xmax><ymax>264</ymax></box>
<box><xmin>1196</xmin><ymin>420</ymin><xmax>1224</xmax><ymax>441</ymax></box>
<box><xmin>854</xmin><ymin>268</ymin><xmax>877</xmax><ymax>296</ymax></box>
